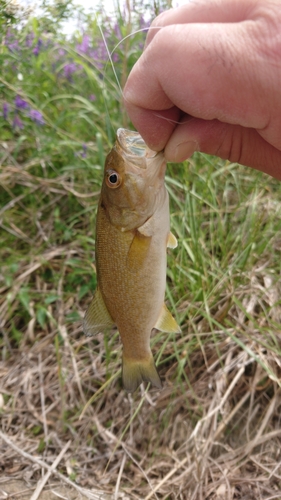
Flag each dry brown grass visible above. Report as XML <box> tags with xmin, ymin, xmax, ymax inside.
<box><xmin>1</xmin><ymin>288</ymin><xmax>281</xmax><ymax>498</ymax></box>
<box><xmin>1</xmin><ymin>148</ymin><xmax>281</xmax><ymax>499</ymax></box>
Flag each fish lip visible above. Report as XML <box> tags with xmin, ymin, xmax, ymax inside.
<box><xmin>116</xmin><ymin>128</ymin><xmax>163</xmax><ymax>165</ymax></box>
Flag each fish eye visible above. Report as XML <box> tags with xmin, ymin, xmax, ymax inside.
<box><xmin>106</xmin><ymin>170</ymin><xmax>121</xmax><ymax>188</ymax></box>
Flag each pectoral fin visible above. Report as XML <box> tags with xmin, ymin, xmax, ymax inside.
<box><xmin>167</xmin><ymin>231</ymin><xmax>178</xmax><ymax>249</ymax></box>
<box><xmin>137</xmin><ymin>216</ymin><xmax>154</xmax><ymax>237</ymax></box>
<box><xmin>127</xmin><ymin>230</ymin><xmax>151</xmax><ymax>272</ymax></box>
<box><xmin>83</xmin><ymin>288</ymin><xmax>114</xmax><ymax>336</ymax></box>
<box><xmin>154</xmin><ymin>303</ymin><xmax>181</xmax><ymax>333</ymax></box>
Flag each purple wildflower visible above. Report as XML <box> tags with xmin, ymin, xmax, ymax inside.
<box><xmin>6</xmin><ymin>36</ymin><xmax>19</xmax><ymax>52</ymax></box>
<box><xmin>63</xmin><ymin>62</ymin><xmax>77</xmax><ymax>79</ymax></box>
<box><xmin>5</xmin><ymin>29</ymin><xmax>19</xmax><ymax>52</ymax></box>
<box><xmin>113</xmin><ymin>22</ymin><xmax>121</xmax><ymax>39</ymax></box>
<box><xmin>8</xmin><ymin>41</ymin><xmax>19</xmax><ymax>52</ymax></box>
<box><xmin>15</xmin><ymin>95</ymin><xmax>29</xmax><ymax>110</ymax></box>
<box><xmin>91</xmin><ymin>41</ymin><xmax>108</xmax><ymax>70</ymax></box>
<box><xmin>3</xmin><ymin>102</ymin><xmax>9</xmax><ymax>119</ymax></box>
<box><xmin>77</xmin><ymin>34</ymin><xmax>90</xmax><ymax>54</ymax></box>
<box><xmin>81</xmin><ymin>144</ymin><xmax>87</xmax><ymax>157</ymax></box>
<box><xmin>25</xmin><ymin>33</ymin><xmax>34</xmax><ymax>48</ymax></box>
<box><xmin>89</xmin><ymin>94</ymin><xmax>96</xmax><ymax>101</ymax></box>
<box><xmin>139</xmin><ymin>14</ymin><xmax>150</xmax><ymax>30</ymax></box>
<box><xmin>29</xmin><ymin>109</ymin><xmax>45</xmax><ymax>125</ymax></box>
<box><xmin>75</xmin><ymin>144</ymin><xmax>87</xmax><ymax>158</ymax></box>
<box><xmin>33</xmin><ymin>38</ymin><xmax>43</xmax><ymax>56</ymax></box>
<box><xmin>13</xmin><ymin>115</ymin><xmax>24</xmax><ymax>130</ymax></box>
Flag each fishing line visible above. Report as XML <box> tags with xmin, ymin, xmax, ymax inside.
<box><xmin>97</xmin><ymin>20</ymin><xmax>185</xmax><ymax>135</ymax></box>
<box><xmin>154</xmin><ymin>113</ymin><xmax>194</xmax><ymax>125</ymax></box>
<box><xmin>96</xmin><ymin>14</ymin><xmax>193</xmax><ymax>145</ymax></box>
<box><xmin>97</xmin><ymin>19</ymin><xmax>124</xmax><ymax>98</ymax></box>
<box><xmin>101</xmin><ymin>26</ymin><xmax>159</xmax><ymax>100</ymax></box>
<box><xmin>98</xmin><ymin>20</ymin><xmax>153</xmax><ymax>134</ymax></box>
<box><xmin>100</xmin><ymin>25</ymin><xmax>165</xmax><ymax>99</ymax></box>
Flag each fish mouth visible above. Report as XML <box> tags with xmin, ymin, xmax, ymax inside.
<box><xmin>116</xmin><ymin>128</ymin><xmax>161</xmax><ymax>164</ymax></box>
<box><xmin>115</xmin><ymin>129</ymin><xmax>166</xmax><ymax>183</ymax></box>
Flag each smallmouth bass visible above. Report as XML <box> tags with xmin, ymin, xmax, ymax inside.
<box><xmin>84</xmin><ymin>128</ymin><xmax>181</xmax><ymax>392</ymax></box>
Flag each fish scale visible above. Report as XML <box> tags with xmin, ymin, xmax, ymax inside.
<box><xmin>96</xmin><ymin>205</ymin><xmax>165</xmax><ymax>355</ymax></box>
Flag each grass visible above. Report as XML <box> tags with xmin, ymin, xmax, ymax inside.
<box><xmin>1</xmin><ymin>1</ymin><xmax>281</xmax><ymax>499</ymax></box>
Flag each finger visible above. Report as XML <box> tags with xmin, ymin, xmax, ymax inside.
<box><xmin>145</xmin><ymin>0</ymin><xmax>257</xmax><ymax>47</ymax></box>
<box><xmin>164</xmin><ymin>118</ymin><xmax>281</xmax><ymax>180</ymax></box>
<box><xmin>125</xmin><ymin>105</ymin><xmax>181</xmax><ymax>151</ymax></box>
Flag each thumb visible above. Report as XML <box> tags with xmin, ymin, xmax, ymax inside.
<box><xmin>164</xmin><ymin>118</ymin><xmax>281</xmax><ymax>180</ymax></box>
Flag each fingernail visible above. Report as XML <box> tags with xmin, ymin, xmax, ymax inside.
<box><xmin>173</xmin><ymin>141</ymin><xmax>198</xmax><ymax>162</ymax></box>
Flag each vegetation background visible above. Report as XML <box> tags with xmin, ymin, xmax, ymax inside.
<box><xmin>1</xmin><ymin>0</ymin><xmax>281</xmax><ymax>498</ymax></box>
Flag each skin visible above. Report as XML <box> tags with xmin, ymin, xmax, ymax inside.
<box><xmin>123</xmin><ymin>0</ymin><xmax>281</xmax><ymax>180</ymax></box>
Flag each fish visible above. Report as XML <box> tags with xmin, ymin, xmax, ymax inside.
<box><xmin>83</xmin><ymin>128</ymin><xmax>181</xmax><ymax>393</ymax></box>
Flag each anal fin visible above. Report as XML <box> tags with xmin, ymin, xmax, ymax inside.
<box><xmin>154</xmin><ymin>303</ymin><xmax>181</xmax><ymax>333</ymax></box>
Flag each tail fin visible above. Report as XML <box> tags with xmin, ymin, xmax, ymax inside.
<box><xmin>122</xmin><ymin>353</ymin><xmax>162</xmax><ymax>393</ymax></box>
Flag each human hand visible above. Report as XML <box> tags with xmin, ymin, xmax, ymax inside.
<box><xmin>123</xmin><ymin>0</ymin><xmax>281</xmax><ymax>179</ymax></box>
